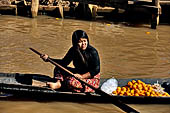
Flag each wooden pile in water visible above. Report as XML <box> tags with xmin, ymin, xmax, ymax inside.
<box><xmin>0</xmin><ymin>0</ymin><xmax>17</xmax><ymax>15</ymax></box>
<box><xmin>0</xmin><ymin>0</ymin><xmax>11</xmax><ymax>5</ymax></box>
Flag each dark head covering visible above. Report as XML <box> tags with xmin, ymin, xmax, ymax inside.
<box><xmin>72</xmin><ymin>30</ymin><xmax>89</xmax><ymax>47</ymax></box>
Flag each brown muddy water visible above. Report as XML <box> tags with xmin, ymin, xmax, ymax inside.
<box><xmin>0</xmin><ymin>15</ymin><xmax>170</xmax><ymax>113</ymax></box>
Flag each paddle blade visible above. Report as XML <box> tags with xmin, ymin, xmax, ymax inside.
<box><xmin>29</xmin><ymin>48</ymin><xmax>42</xmax><ymax>56</ymax></box>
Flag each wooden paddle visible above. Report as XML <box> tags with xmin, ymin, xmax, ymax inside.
<box><xmin>29</xmin><ymin>48</ymin><xmax>139</xmax><ymax>113</ymax></box>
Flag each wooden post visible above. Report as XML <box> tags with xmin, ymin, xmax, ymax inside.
<box><xmin>92</xmin><ymin>5</ymin><xmax>97</xmax><ymax>20</ymax></box>
<box><xmin>58</xmin><ymin>0</ymin><xmax>64</xmax><ymax>19</ymax></box>
<box><xmin>155</xmin><ymin>0</ymin><xmax>161</xmax><ymax>25</ymax></box>
<box><xmin>31</xmin><ymin>0</ymin><xmax>39</xmax><ymax>18</ymax></box>
<box><xmin>151</xmin><ymin>0</ymin><xmax>161</xmax><ymax>29</ymax></box>
<box><xmin>89</xmin><ymin>4</ymin><xmax>97</xmax><ymax>20</ymax></box>
<box><xmin>15</xmin><ymin>6</ymin><xmax>17</xmax><ymax>15</ymax></box>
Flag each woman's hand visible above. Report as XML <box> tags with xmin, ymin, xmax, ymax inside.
<box><xmin>74</xmin><ymin>74</ymin><xmax>83</xmax><ymax>79</ymax></box>
<box><xmin>73</xmin><ymin>72</ymin><xmax>91</xmax><ymax>79</ymax></box>
<box><xmin>40</xmin><ymin>54</ymin><xmax>49</xmax><ymax>62</ymax></box>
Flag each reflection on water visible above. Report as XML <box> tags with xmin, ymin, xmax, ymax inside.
<box><xmin>0</xmin><ymin>15</ymin><xmax>170</xmax><ymax>113</ymax></box>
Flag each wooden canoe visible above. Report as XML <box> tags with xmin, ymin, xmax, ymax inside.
<box><xmin>0</xmin><ymin>72</ymin><xmax>170</xmax><ymax>104</ymax></box>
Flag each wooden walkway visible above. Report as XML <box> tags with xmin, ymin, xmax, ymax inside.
<box><xmin>0</xmin><ymin>0</ymin><xmax>170</xmax><ymax>29</ymax></box>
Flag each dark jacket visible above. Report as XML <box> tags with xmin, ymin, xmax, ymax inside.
<box><xmin>53</xmin><ymin>30</ymin><xmax>100</xmax><ymax>77</ymax></box>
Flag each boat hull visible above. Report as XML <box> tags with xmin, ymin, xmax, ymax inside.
<box><xmin>1</xmin><ymin>72</ymin><xmax>170</xmax><ymax>104</ymax></box>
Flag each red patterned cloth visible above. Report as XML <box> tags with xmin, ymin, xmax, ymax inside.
<box><xmin>55</xmin><ymin>73</ymin><xmax>100</xmax><ymax>92</ymax></box>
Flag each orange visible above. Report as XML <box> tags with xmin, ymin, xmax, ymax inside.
<box><xmin>112</xmin><ymin>91</ymin><xmax>117</xmax><ymax>94</ymax></box>
<box><xmin>141</xmin><ymin>93</ymin><xmax>146</xmax><ymax>96</ymax></box>
<box><xmin>148</xmin><ymin>89</ymin><xmax>152</xmax><ymax>93</ymax></box>
<box><xmin>128</xmin><ymin>81</ymin><xmax>133</xmax><ymax>86</ymax></box>
<box><xmin>147</xmin><ymin>84</ymin><xmax>151</xmax><ymax>88</ymax></box>
<box><xmin>130</xmin><ymin>93</ymin><xmax>134</xmax><ymax>96</ymax></box>
<box><xmin>135</xmin><ymin>89</ymin><xmax>140</xmax><ymax>94</ymax></box>
<box><xmin>148</xmin><ymin>86</ymin><xmax>153</xmax><ymax>91</ymax></box>
<box><xmin>120</xmin><ymin>91</ymin><xmax>125</xmax><ymax>95</ymax></box>
<box><xmin>139</xmin><ymin>92</ymin><xmax>145</xmax><ymax>96</ymax></box>
<box><xmin>121</xmin><ymin>87</ymin><xmax>127</xmax><ymax>92</ymax></box>
<box><xmin>126</xmin><ymin>87</ymin><xmax>130</xmax><ymax>92</ymax></box>
<box><xmin>116</xmin><ymin>87</ymin><xmax>121</xmax><ymax>94</ymax></box>
<box><xmin>130</xmin><ymin>85</ymin><xmax>133</xmax><ymax>89</ymax></box>
<box><xmin>125</xmin><ymin>92</ymin><xmax>131</xmax><ymax>96</ymax></box>
<box><xmin>156</xmin><ymin>92</ymin><xmax>160</xmax><ymax>96</ymax></box>
<box><xmin>164</xmin><ymin>92</ymin><xmax>170</xmax><ymax>97</ymax></box>
<box><xmin>150</xmin><ymin>94</ymin><xmax>155</xmax><ymax>97</ymax></box>
<box><xmin>130</xmin><ymin>89</ymin><xmax>135</xmax><ymax>94</ymax></box>
<box><xmin>146</xmin><ymin>92</ymin><xmax>150</xmax><ymax>96</ymax></box>
<box><xmin>146</xmin><ymin>32</ymin><xmax>150</xmax><ymax>34</ymax></box>
<box><xmin>140</xmin><ymin>90</ymin><xmax>145</xmax><ymax>94</ymax></box>
<box><xmin>134</xmin><ymin>82</ymin><xmax>138</xmax><ymax>86</ymax></box>
<box><xmin>132</xmin><ymin>80</ymin><xmax>136</xmax><ymax>84</ymax></box>
<box><xmin>142</xmin><ymin>83</ymin><xmax>146</xmax><ymax>88</ymax></box>
<box><xmin>133</xmin><ymin>84</ymin><xmax>137</xmax><ymax>89</ymax></box>
<box><xmin>137</xmin><ymin>84</ymin><xmax>143</xmax><ymax>90</ymax></box>
<box><xmin>143</xmin><ymin>86</ymin><xmax>148</xmax><ymax>91</ymax></box>
<box><xmin>158</xmin><ymin>94</ymin><xmax>163</xmax><ymax>97</ymax></box>
<box><xmin>119</xmin><ymin>94</ymin><xmax>124</xmax><ymax>96</ymax></box>
<box><xmin>134</xmin><ymin>93</ymin><xmax>139</xmax><ymax>96</ymax></box>
<box><xmin>151</xmin><ymin>91</ymin><xmax>156</xmax><ymax>95</ymax></box>
<box><xmin>137</xmin><ymin>80</ymin><xmax>142</xmax><ymax>84</ymax></box>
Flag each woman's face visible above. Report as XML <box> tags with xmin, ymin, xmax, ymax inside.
<box><xmin>78</xmin><ymin>38</ymin><xmax>88</xmax><ymax>50</ymax></box>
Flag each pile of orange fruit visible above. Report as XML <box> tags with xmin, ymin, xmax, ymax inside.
<box><xmin>112</xmin><ymin>80</ymin><xmax>170</xmax><ymax>97</ymax></box>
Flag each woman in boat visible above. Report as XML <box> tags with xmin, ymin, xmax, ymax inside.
<box><xmin>41</xmin><ymin>30</ymin><xmax>100</xmax><ymax>92</ymax></box>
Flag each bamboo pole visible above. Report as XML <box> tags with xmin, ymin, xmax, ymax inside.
<box><xmin>31</xmin><ymin>0</ymin><xmax>39</xmax><ymax>18</ymax></box>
